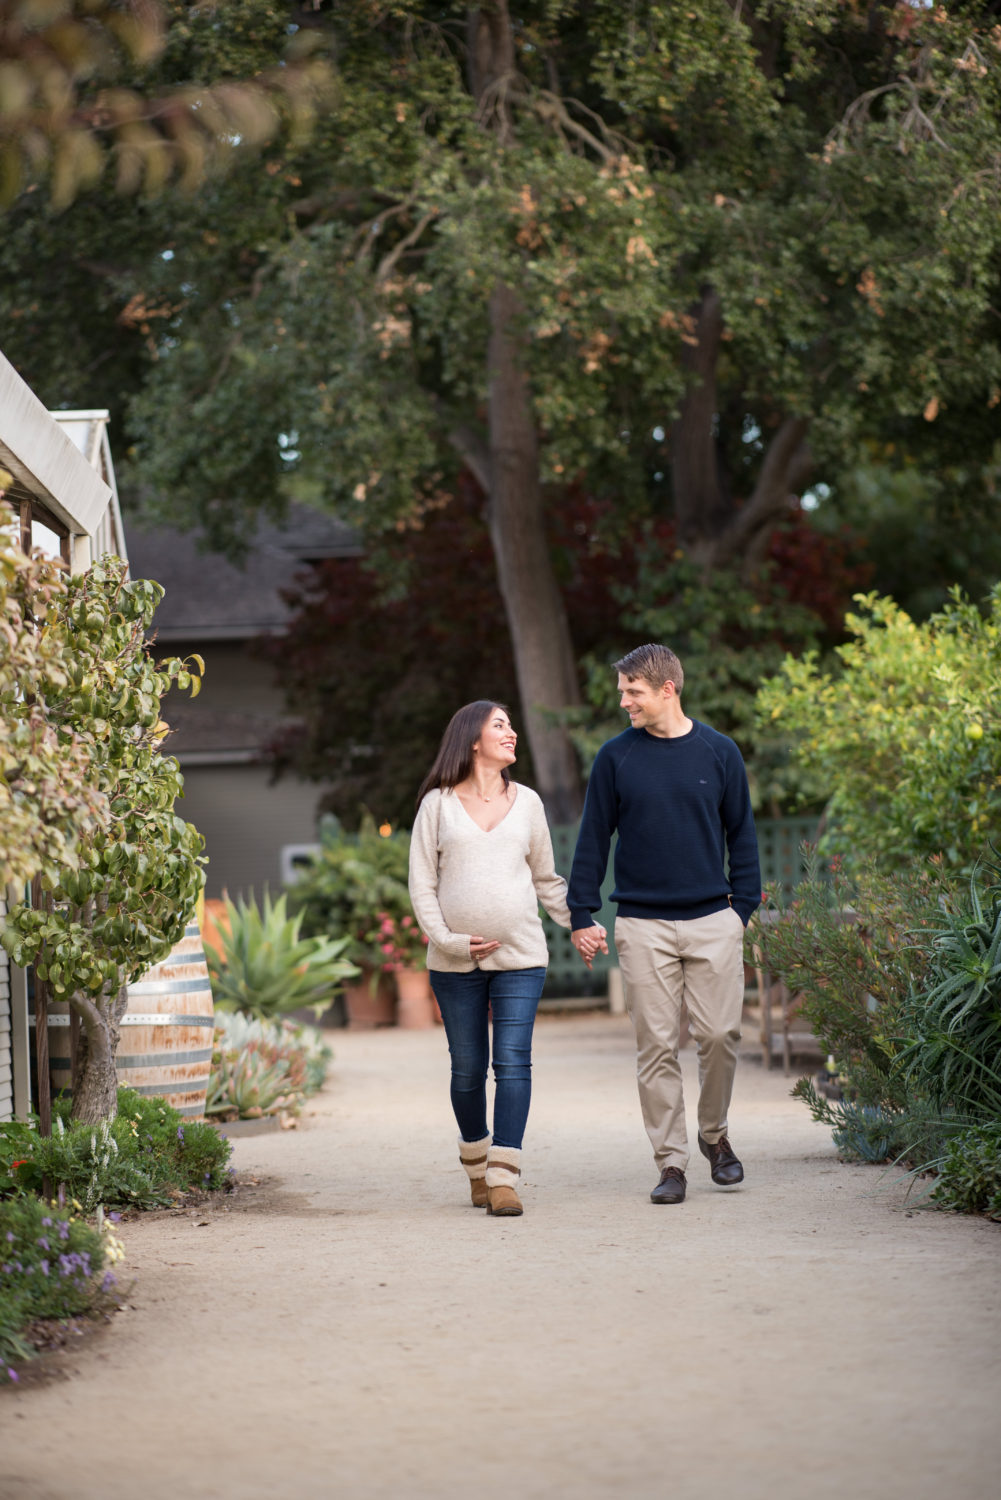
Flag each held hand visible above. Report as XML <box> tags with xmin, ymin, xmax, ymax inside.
<box><xmin>572</xmin><ymin>925</ymin><xmax>608</xmax><ymax>970</ymax></box>
<box><xmin>469</xmin><ymin>934</ymin><xmax>501</xmax><ymax>961</ymax></box>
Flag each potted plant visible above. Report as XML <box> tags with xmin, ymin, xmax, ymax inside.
<box><xmin>286</xmin><ymin>814</ymin><xmax>413</xmax><ymax>1028</ymax></box>
<box><xmin>365</xmin><ymin>911</ymin><xmax>436</xmax><ymax>1028</ymax></box>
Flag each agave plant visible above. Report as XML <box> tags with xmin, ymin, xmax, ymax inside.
<box><xmin>205</xmin><ymin>1044</ymin><xmax>296</xmax><ymax>1120</ymax></box>
<box><xmin>207</xmin><ymin>890</ymin><xmax>359</xmax><ymax>1021</ymax></box>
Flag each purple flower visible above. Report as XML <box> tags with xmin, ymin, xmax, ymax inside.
<box><xmin>6</xmin><ymin>1370</ymin><xmax>18</xmax><ymax>1384</ymax></box>
<box><xmin>37</xmin><ymin>1236</ymin><xmax>50</xmax><ymax>1251</ymax></box>
<box><xmin>108</xmin><ymin>1212</ymin><xmax>121</xmax><ymax>1222</ymax></box>
<box><xmin>4</xmin><ymin>1231</ymin><xmax>13</xmax><ymax>1243</ymax></box>
<box><xmin>57</xmin><ymin>1221</ymin><xmax>70</xmax><ymax>1242</ymax></box>
<box><xmin>101</xmin><ymin>1271</ymin><xmax>117</xmax><ymax>1291</ymax></box>
<box><xmin>39</xmin><ymin>1259</ymin><xmax>49</xmax><ymax>1275</ymax></box>
<box><xmin>176</xmin><ymin>1126</ymin><xmax>185</xmax><ymax>1142</ymax></box>
<box><xmin>41</xmin><ymin>1217</ymin><xmax>52</xmax><ymax>1228</ymax></box>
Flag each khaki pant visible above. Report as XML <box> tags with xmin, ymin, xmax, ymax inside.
<box><xmin>615</xmin><ymin>908</ymin><xmax>745</xmax><ymax>1172</ymax></box>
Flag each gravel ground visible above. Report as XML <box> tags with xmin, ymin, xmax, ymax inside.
<box><xmin>2</xmin><ymin>1011</ymin><xmax>999</xmax><ymax>1500</ymax></box>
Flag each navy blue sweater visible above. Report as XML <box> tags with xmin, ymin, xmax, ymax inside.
<box><xmin>567</xmin><ymin>721</ymin><xmax>762</xmax><ymax>929</ymax></box>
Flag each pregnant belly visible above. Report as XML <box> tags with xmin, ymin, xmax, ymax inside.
<box><xmin>438</xmin><ymin>886</ymin><xmax>539</xmax><ymax>942</ymax></box>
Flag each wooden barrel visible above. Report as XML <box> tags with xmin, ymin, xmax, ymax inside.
<box><xmin>47</xmin><ymin>923</ymin><xmax>215</xmax><ymax>1118</ymax></box>
<box><xmin>116</xmin><ymin>923</ymin><xmax>215</xmax><ymax>1118</ymax></box>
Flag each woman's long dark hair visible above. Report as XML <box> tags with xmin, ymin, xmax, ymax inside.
<box><xmin>416</xmin><ymin>701</ymin><xmax>512</xmax><ymax>809</ymax></box>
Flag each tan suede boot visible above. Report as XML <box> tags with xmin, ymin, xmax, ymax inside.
<box><xmin>485</xmin><ymin>1145</ymin><xmax>523</xmax><ymax>1216</ymax></box>
<box><xmin>458</xmin><ymin>1135</ymin><xmax>491</xmax><ymax>1207</ymax></box>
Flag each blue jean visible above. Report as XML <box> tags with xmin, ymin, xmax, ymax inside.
<box><xmin>428</xmin><ymin>968</ymin><xmax>547</xmax><ymax>1150</ymax></box>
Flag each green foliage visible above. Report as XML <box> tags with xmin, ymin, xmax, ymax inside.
<box><xmin>0</xmin><ymin>555</ymin><xmax>206</xmax><ymax>1121</ymax></box>
<box><xmin>0</xmin><ymin>1195</ymin><xmax>114</xmax><ymax>1383</ymax></box>
<box><xmin>0</xmin><ymin>0</ymin><xmax>333</xmax><ymax>209</ymax></box>
<box><xmin>9</xmin><ymin>2</ymin><xmax>1001</xmax><ymax>581</ymax></box>
<box><xmin>206</xmin><ymin>1012</ymin><xmax>331</xmax><ymax>1121</ymax></box>
<box><xmin>572</xmin><ymin>522</ymin><xmax>868</xmax><ymax>811</ymax></box>
<box><xmin>0</xmin><ymin>512</ymin><xmax>110</xmax><ymax>885</ymax></box>
<box><xmin>751</xmin><ymin>857</ymin><xmax>950</xmax><ymax>1116</ymax></box>
<box><xmin>893</xmin><ymin>857</ymin><xmax>1001</xmax><ymax>1121</ymax></box>
<box><xmin>760</xmin><ymin>856</ymin><xmax>1001</xmax><ymax>1214</ymax></box>
<box><xmin>0</xmin><ymin>1089</ymin><xmax>232</xmax><ymax>1213</ymax></box>
<box><xmin>756</xmin><ymin>586</ymin><xmax>1001</xmax><ymax>870</ymax></box>
<box><xmin>287</xmin><ymin>814</ymin><xmax>413</xmax><ymax>965</ymax></box>
<box><xmin>931</xmin><ymin>1124</ymin><xmax>1001</xmax><ymax>1221</ymax></box>
<box><xmin>791</xmin><ymin>1079</ymin><xmax>914</xmax><ymax>1166</ymax></box>
<box><xmin>206</xmin><ymin>890</ymin><xmax>358</xmax><ymax>1021</ymax></box>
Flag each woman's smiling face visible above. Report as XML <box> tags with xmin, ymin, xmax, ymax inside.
<box><xmin>474</xmin><ymin>707</ymin><xmax>518</xmax><ymax>766</ymax></box>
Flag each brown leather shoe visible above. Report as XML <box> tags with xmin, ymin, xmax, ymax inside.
<box><xmin>698</xmin><ymin>1133</ymin><xmax>744</xmax><ymax>1186</ymax></box>
<box><xmin>470</xmin><ymin>1177</ymin><xmax>489</xmax><ymax>1208</ymax></box>
<box><xmin>486</xmin><ymin>1183</ymin><xmax>523</xmax><ymax>1216</ymax></box>
<box><xmin>650</xmin><ymin>1166</ymin><xmax>687</xmax><ymax>1204</ymax></box>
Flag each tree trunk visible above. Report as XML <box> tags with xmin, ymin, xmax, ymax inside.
<box><xmin>70</xmin><ymin>985</ymin><xmax>127</xmax><ymax>1125</ymax></box>
<box><xmin>463</xmin><ymin>1</ymin><xmax>583</xmax><ymax>821</ymax></box>
<box><xmin>671</xmin><ymin>288</ymin><xmax>731</xmax><ymax>546</ymax></box>
<box><xmin>706</xmin><ymin>415</ymin><xmax>812</xmax><ymax>574</ymax></box>
<box><xmin>486</xmin><ymin>282</ymin><xmax>583</xmax><ymax>821</ymax></box>
<box><xmin>667</xmin><ymin>282</ymin><xmax>812</xmax><ymax>576</ymax></box>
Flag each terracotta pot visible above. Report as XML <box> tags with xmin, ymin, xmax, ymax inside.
<box><xmin>394</xmin><ymin>967</ymin><xmax>438</xmax><ymax>1029</ymax></box>
<box><xmin>342</xmin><ymin>969</ymin><xmax>397</xmax><ymax>1029</ymax></box>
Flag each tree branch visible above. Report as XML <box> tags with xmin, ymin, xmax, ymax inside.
<box><xmin>709</xmin><ymin>415</ymin><xmax>811</xmax><ymax>570</ymax></box>
<box><xmin>447</xmin><ymin>422</ymin><xmax>491</xmax><ymax>495</ymax></box>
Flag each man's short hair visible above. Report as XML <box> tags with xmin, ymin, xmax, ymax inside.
<box><xmin>614</xmin><ymin>643</ymin><xmax>684</xmax><ymax>694</ymax></box>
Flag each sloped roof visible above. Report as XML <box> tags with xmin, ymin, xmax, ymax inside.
<box><xmin>125</xmin><ymin>506</ymin><xmax>361</xmax><ymax>642</ymax></box>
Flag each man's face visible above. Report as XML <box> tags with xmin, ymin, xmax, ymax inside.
<box><xmin>617</xmin><ymin>673</ymin><xmax>668</xmax><ymax>728</ymax></box>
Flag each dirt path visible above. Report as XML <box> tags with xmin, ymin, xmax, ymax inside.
<box><xmin>3</xmin><ymin>1013</ymin><xmax>999</xmax><ymax>1500</ymax></box>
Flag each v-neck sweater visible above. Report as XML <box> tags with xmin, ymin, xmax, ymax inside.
<box><xmin>409</xmin><ymin>784</ymin><xmax>571</xmax><ymax>972</ymax></box>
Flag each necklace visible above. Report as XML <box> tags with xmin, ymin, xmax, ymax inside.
<box><xmin>468</xmin><ymin>780</ymin><xmax>504</xmax><ymax>803</ymax></box>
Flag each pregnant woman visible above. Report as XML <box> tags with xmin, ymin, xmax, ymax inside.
<box><xmin>409</xmin><ymin>700</ymin><xmax>576</xmax><ymax>1217</ymax></box>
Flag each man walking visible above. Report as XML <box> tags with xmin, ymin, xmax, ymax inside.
<box><xmin>568</xmin><ymin>643</ymin><xmax>761</xmax><ymax>1204</ymax></box>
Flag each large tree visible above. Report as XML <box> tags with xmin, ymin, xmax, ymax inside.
<box><xmin>4</xmin><ymin>3</ymin><xmax>1001</xmax><ymax>815</ymax></box>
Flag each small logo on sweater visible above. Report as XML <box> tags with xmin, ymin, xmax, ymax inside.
<box><xmin>699</xmin><ymin>778</ymin><xmax>708</xmax><ymax>784</ymax></box>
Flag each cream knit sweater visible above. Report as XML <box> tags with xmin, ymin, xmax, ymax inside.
<box><xmin>408</xmin><ymin>784</ymin><xmax>571</xmax><ymax>972</ymax></box>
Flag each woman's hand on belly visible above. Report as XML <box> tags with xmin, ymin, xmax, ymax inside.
<box><xmin>469</xmin><ymin>934</ymin><xmax>501</xmax><ymax>961</ymax></box>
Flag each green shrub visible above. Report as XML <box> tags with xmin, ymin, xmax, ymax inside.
<box><xmin>931</xmin><ymin>1124</ymin><xmax>1001</xmax><ymax>1219</ymax></box>
<box><xmin>750</xmin><ymin>855</ymin><xmax>950</xmax><ymax>1114</ymax></box>
<box><xmin>792</xmin><ymin>1078</ymin><xmax>914</xmax><ymax>1164</ymax></box>
<box><xmin>0</xmin><ymin>1195</ymin><xmax>118</xmax><ymax>1383</ymax></box>
<box><xmin>207</xmin><ymin>890</ymin><xmax>358</xmax><ymax>1020</ymax></box>
<box><xmin>756</xmin><ymin>586</ymin><xmax>1001</xmax><ymax>872</ymax></box>
<box><xmin>1</xmin><ymin>1088</ymin><xmax>232</xmax><ymax>1212</ymax></box>
<box><xmin>893</xmin><ymin>856</ymin><xmax>1001</xmax><ymax>1121</ymax></box>
<box><xmin>287</xmin><ymin>813</ymin><xmax>412</xmax><ymax>964</ymax></box>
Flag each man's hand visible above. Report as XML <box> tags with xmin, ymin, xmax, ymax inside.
<box><xmin>572</xmin><ymin>925</ymin><xmax>609</xmax><ymax>970</ymax></box>
<box><xmin>469</xmin><ymin>934</ymin><xmax>501</xmax><ymax>961</ymax></box>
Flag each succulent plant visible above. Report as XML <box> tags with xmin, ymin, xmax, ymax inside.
<box><xmin>205</xmin><ymin>1044</ymin><xmax>296</xmax><ymax>1120</ymax></box>
<box><xmin>207</xmin><ymin>1013</ymin><xmax>333</xmax><ymax>1119</ymax></box>
<box><xmin>207</xmin><ymin>890</ymin><xmax>359</xmax><ymax>1021</ymax></box>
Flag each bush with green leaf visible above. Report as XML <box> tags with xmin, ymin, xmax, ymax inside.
<box><xmin>0</xmin><ymin>1088</ymin><xmax>231</xmax><ymax>1212</ymax></box>
<box><xmin>893</xmin><ymin>856</ymin><xmax>1001</xmax><ymax>1124</ymax></box>
<box><xmin>0</xmin><ymin>553</ymin><xmax>206</xmax><ymax>1124</ymax></box>
<box><xmin>756</xmin><ymin>586</ymin><xmax>1001</xmax><ymax>871</ymax></box>
<box><xmin>0</xmin><ymin>1194</ymin><xmax>121</xmax><ymax>1384</ymax></box>
<box><xmin>931</xmin><ymin>1124</ymin><xmax>1001</xmax><ymax>1220</ymax></box>
<box><xmin>750</xmin><ymin>855</ymin><xmax>950</xmax><ymax>1118</ymax></box>
<box><xmin>287</xmin><ymin>813</ymin><xmax>413</xmax><ymax>965</ymax></box>
<box><xmin>207</xmin><ymin>890</ymin><xmax>358</xmax><ymax>1020</ymax></box>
